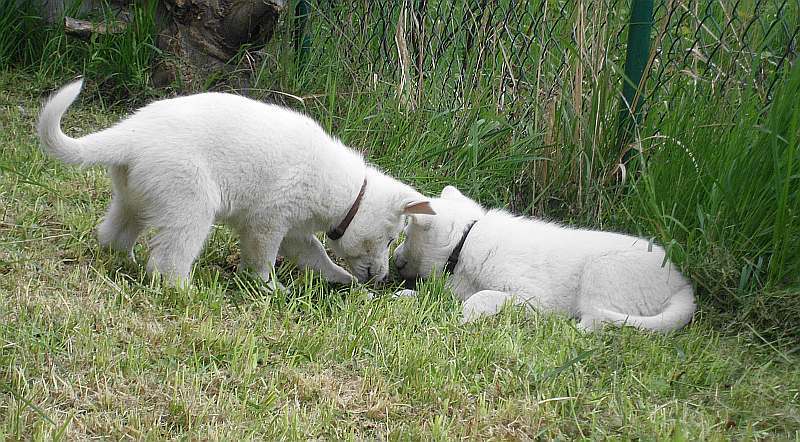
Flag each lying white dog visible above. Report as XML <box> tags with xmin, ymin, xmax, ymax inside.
<box><xmin>393</xmin><ymin>186</ymin><xmax>696</xmax><ymax>332</ymax></box>
<box><xmin>38</xmin><ymin>79</ymin><xmax>434</xmax><ymax>287</ymax></box>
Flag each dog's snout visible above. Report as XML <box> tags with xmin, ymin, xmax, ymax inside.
<box><xmin>362</xmin><ymin>265</ymin><xmax>389</xmax><ymax>283</ymax></box>
<box><xmin>394</xmin><ymin>257</ymin><xmax>406</xmax><ymax>270</ymax></box>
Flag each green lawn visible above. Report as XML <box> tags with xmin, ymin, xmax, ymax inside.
<box><xmin>1</xmin><ymin>73</ymin><xmax>799</xmax><ymax>440</ymax></box>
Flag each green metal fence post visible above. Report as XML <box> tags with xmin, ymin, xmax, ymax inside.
<box><xmin>618</xmin><ymin>0</ymin><xmax>654</xmax><ymax>164</ymax></box>
<box><xmin>294</xmin><ymin>0</ymin><xmax>312</xmax><ymax>64</ymax></box>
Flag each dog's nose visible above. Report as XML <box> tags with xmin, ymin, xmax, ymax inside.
<box><xmin>402</xmin><ymin>277</ymin><xmax>417</xmax><ymax>289</ymax></box>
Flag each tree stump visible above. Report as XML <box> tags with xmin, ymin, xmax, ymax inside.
<box><xmin>153</xmin><ymin>0</ymin><xmax>287</xmax><ymax>90</ymax></box>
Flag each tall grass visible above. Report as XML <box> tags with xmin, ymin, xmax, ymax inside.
<box><xmin>0</xmin><ymin>0</ymin><xmax>53</xmax><ymax>68</ymax></box>
<box><xmin>0</xmin><ymin>0</ymin><xmax>158</xmax><ymax>101</ymax></box>
<box><xmin>82</xmin><ymin>1</ymin><xmax>159</xmax><ymax>98</ymax></box>
<box><xmin>632</xmin><ymin>64</ymin><xmax>800</xmax><ymax>337</ymax></box>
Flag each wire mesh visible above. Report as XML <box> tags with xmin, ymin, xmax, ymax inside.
<box><xmin>292</xmin><ymin>0</ymin><xmax>798</xmax><ymax>117</ymax></box>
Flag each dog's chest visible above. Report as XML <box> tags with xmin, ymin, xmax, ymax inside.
<box><xmin>448</xmin><ymin>270</ymin><xmax>482</xmax><ymax>301</ymax></box>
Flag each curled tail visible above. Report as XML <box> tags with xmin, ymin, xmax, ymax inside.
<box><xmin>37</xmin><ymin>79</ymin><xmax>124</xmax><ymax>166</ymax></box>
<box><xmin>593</xmin><ymin>287</ymin><xmax>696</xmax><ymax>333</ymax></box>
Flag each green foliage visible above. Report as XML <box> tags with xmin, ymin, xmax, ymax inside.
<box><xmin>631</xmin><ymin>64</ymin><xmax>800</xmax><ymax>337</ymax></box>
<box><xmin>0</xmin><ymin>0</ymin><xmax>51</xmax><ymax>68</ymax></box>
<box><xmin>0</xmin><ymin>0</ymin><xmax>158</xmax><ymax>101</ymax></box>
<box><xmin>81</xmin><ymin>1</ymin><xmax>159</xmax><ymax>98</ymax></box>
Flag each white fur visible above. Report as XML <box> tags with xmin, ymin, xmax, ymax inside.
<box><xmin>38</xmin><ymin>79</ymin><xmax>430</xmax><ymax>286</ymax></box>
<box><xmin>393</xmin><ymin>186</ymin><xmax>696</xmax><ymax>332</ymax></box>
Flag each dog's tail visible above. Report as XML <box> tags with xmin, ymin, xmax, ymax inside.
<box><xmin>594</xmin><ymin>286</ymin><xmax>696</xmax><ymax>332</ymax></box>
<box><xmin>37</xmin><ymin>79</ymin><xmax>126</xmax><ymax>166</ymax></box>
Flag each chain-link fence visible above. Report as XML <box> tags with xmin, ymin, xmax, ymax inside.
<box><xmin>291</xmin><ymin>0</ymin><xmax>798</xmax><ymax>122</ymax></box>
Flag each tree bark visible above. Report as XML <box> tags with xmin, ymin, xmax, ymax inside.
<box><xmin>153</xmin><ymin>0</ymin><xmax>287</xmax><ymax>90</ymax></box>
<box><xmin>64</xmin><ymin>16</ymin><xmax>127</xmax><ymax>39</ymax></box>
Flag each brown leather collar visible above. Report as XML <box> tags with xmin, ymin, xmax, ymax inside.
<box><xmin>444</xmin><ymin>220</ymin><xmax>477</xmax><ymax>274</ymax></box>
<box><xmin>327</xmin><ymin>178</ymin><xmax>367</xmax><ymax>240</ymax></box>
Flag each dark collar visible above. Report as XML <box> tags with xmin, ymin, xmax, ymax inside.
<box><xmin>327</xmin><ymin>178</ymin><xmax>367</xmax><ymax>240</ymax></box>
<box><xmin>444</xmin><ymin>220</ymin><xmax>477</xmax><ymax>274</ymax></box>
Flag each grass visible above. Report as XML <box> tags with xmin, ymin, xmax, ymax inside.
<box><xmin>1</xmin><ymin>0</ymin><xmax>799</xmax><ymax>438</ymax></box>
<box><xmin>1</xmin><ymin>65</ymin><xmax>800</xmax><ymax>442</ymax></box>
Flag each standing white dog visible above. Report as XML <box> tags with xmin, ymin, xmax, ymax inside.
<box><xmin>393</xmin><ymin>186</ymin><xmax>696</xmax><ymax>332</ymax></box>
<box><xmin>37</xmin><ymin>79</ymin><xmax>434</xmax><ymax>287</ymax></box>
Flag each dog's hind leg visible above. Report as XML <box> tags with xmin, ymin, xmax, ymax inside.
<box><xmin>576</xmin><ymin>255</ymin><xmax>628</xmax><ymax>331</ymax></box>
<box><xmin>146</xmin><ymin>215</ymin><xmax>214</xmax><ymax>287</ymax></box>
<box><xmin>577</xmin><ymin>251</ymin><xmax>693</xmax><ymax>332</ymax></box>
<box><xmin>97</xmin><ymin>166</ymin><xmax>143</xmax><ymax>259</ymax></box>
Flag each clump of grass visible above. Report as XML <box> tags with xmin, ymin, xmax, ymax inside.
<box><xmin>81</xmin><ymin>1</ymin><xmax>159</xmax><ymax>100</ymax></box>
<box><xmin>630</xmin><ymin>63</ymin><xmax>800</xmax><ymax>340</ymax></box>
<box><xmin>0</xmin><ymin>0</ymin><xmax>159</xmax><ymax>102</ymax></box>
<box><xmin>0</xmin><ymin>0</ymin><xmax>52</xmax><ymax>69</ymax></box>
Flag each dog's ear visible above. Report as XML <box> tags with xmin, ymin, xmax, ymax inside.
<box><xmin>403</xmin><ymin>200</ymin><xmax>436</xmax><ymax>215</ymax></box>
<box><xmin>408</xmin><ymin>212</ymin><xmax>435</xmax><ymax>230</ymax></box>
<box><xmin>440</xmin><ymin>185</ymin><xmax>465</xmax><ymax>199</ymax></box>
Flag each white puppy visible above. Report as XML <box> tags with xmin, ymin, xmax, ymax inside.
<box><xmin>37</xmin><ymin>79</ymin><xmax>434</xmax><ymax>287</ymax></box>
<box><xmin>393</xmin><ymin>186</ymin><xmax>696</xmax><ymax>332</ymax></box>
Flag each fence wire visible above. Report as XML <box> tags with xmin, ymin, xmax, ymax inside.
<box><xmin>292</xmin><ymin>0</ymin><xmax>798</xmax><ymax>119</ymax></box>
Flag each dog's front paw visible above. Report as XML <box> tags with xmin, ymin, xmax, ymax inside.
<box><xmin>328</xmin><ymin>267</ymin><xmax>357</xmax><ymax>285</ymax></box>
<box><xmin>264</xmin><ymin>278</ymin><xmax>287</xmax><ymax>293</ymax></box>
<box><xmin>461</xmin><ymin>303</ymin><xmax>486</xmax><ymax>324</ymax></box>
<box><xmin>330</xmin><ymin>274</ymin><xmax>357</xmax><ymax>285</ymax></box>
<box><xmin>393</xmin><ymin>289</ymin><xmax>418</xmax><ymax>298</ymax></box>
<box><xmin>461</xmin><ymin>290</ymin><xmax>516</xmax><ymax>324</ymax></box>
